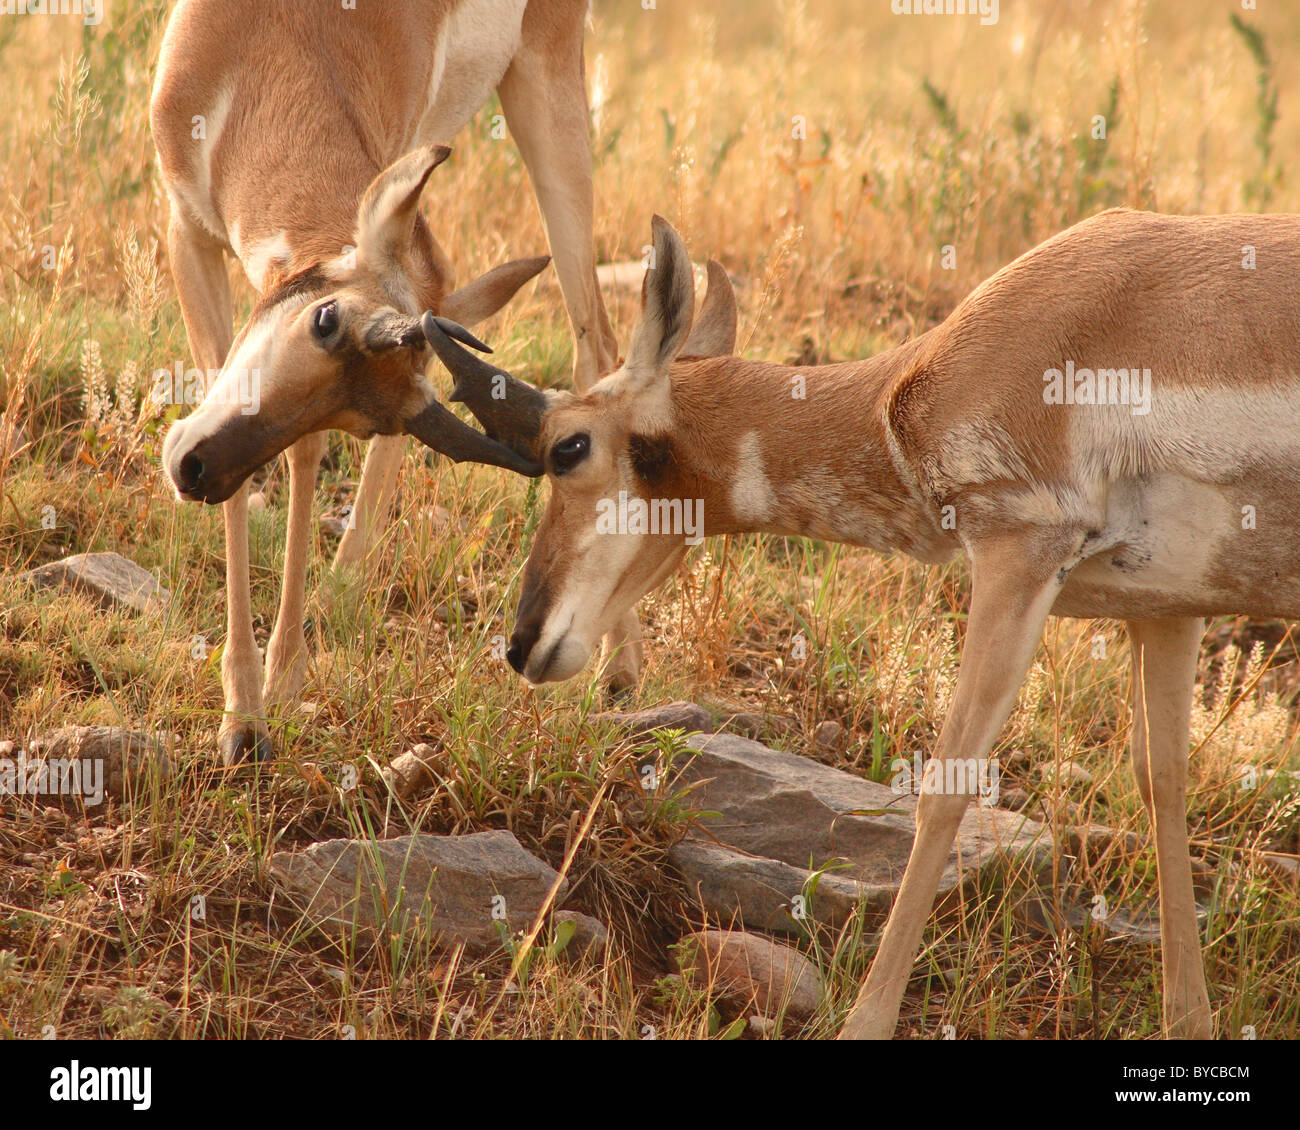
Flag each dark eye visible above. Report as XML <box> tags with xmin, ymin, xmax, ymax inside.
<box><xmin>312</xmin><ymin>301</ymin><xmax>339</xmax><ymax>340</ymax></box>
<box><xmin>550</xmin><ymin>433</ymin><xmax>590</xmax><ymax>475</ymax></box>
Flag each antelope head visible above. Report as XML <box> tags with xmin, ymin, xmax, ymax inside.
<box><xmin>423</xmin><ymin>215</ymin><xmax>738</xmax><ymax>683</ymax></box>
<box><xmin>162</xmin><ymin>144</ymin><xmax>549</xmax><ymax>503</ymax></box>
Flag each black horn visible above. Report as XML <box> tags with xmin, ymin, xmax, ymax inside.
<box><xmin>421</xmin><ymin>313</ymin><xmax>549</xmax><ymax>465</ymax></box>
<box><xmin>404</xmin><ymin>396</ymin><xmax>542</xmax><ymax>477</ymax></box>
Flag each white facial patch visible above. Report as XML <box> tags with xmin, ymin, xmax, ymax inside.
<box><xmin>588</xmin><ymin>366</ymin><xmax>674</xmax><ymax>433</ymax></box>
<box><xmin>176</xmin><ymin>316</ymin><xmax>280</xmax><ymax>446</ymax></box>
<box><xmin>729</xmin><ymin>431</ymin><xmax>778</xmax><ymax>523</ymax></box>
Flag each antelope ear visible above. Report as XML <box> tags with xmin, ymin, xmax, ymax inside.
<box><xmin>621</xmin><ymin>215</ymin><xmax>695</xmax><ymax>388</ymax></box>
<box><xmin>681</xmin><ymin>260</ymin><xmax>737</xmax><ymax>357</ymax></box>
<box><xmin>355</xmin><ymin>144</ymin><xmax>451</xmax><ymax>271</ymax></box>
<box><xmin>440</xmin><ymin>255</ymin><xmax>551</xmax><ymax>327</ymax></box>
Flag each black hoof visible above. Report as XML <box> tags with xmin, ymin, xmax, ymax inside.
<box><xmin>220</xmin><ymin>726</ymin><xmax>273</xmax><ymax>767</ymax></box>
<box><xmin>602</xmin><ymin>680</ymin><xmax>635</xmax><ymax>708</ymax></box>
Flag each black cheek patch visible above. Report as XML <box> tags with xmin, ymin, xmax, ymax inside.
<box><xmin>629</xmin><ymin>434</ymin><xmax>675</xmax><ymax>485</ymax></box>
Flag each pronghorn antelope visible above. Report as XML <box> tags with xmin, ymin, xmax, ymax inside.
<box><xmin>422</xmin><ymin>209</ymin><xmax>1300</xmax><ymax>1039</ymax></box>
<box><xmin>152</xmin><ymin>0</ymin><xmax>622</xmax><ymax>763</ymax></box>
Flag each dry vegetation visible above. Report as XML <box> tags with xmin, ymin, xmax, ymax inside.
<box><xmin>0</xmin><ymin>0</ymin><xmax>1298</xmax><ymax>1040</ymax></box>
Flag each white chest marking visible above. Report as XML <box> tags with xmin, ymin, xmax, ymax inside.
<box><xmin>168</xmin><ymin>83</ymin><xmax>234</xmax><ymax>243</ymax></box>
<box><xmin>416</xmin><ymin>0</ymin><xmax>528</xmax><ymax>145</ymax></box>
<box><xmin>236</xmin><ymin>229</ymin><xmax>293</xmax><ymax>292</ymax></box>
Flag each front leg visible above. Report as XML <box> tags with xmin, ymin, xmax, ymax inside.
<box><xmin>332</xmin><ymin>434</ymin><xmax>406</xmax><ymax>575</ymax></box>
<box><xmin>599</xmin><ymin>609</ymin><xmax>644</xmax><ymax>696</ymax></box>
<box><xmin>264</xmin><ymin>432</ymin><xmax>328</xmax><ymax>709</ymax></box>
<box><xmin>839</xmin><ymin>530</ymin><xmax>1075</xmax><ymax>1039</ymax></box>
<box><xmin>220</xmin><ymin>482</ymin><xmax>270</xmax><ymax>764</ymax></box>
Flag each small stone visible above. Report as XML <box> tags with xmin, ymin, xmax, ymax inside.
<box><xmin>1041</xmin><ymin>760</ymin><xmax>1092</xmax><ymax>787</ymax></box>
<box><xmin>594</xmin><ymin>701</ymin><xmax>713</xmax><ymax>737</ymax></box>
<box><xmin>20</xmin><ymin>553</ymin><xmax>169</xmax><ymax>614</ymax></box>
<box><xmin>747</xmin><ymin>1014</ymin><xmax>776</xmax><ymax>1036</ymax></box>
<box><xmin>1004</xmin><ymin>749</ymin><xmax>1032</xmax><ymax>770</ymax></box>
<box><xmin>382</xmin><ymin>743</ymin><xmax>442</xmax><ymax>800</ymax></box>
<box><xmin>812</xmin><ymin>721</ymin><xmax>843</xmax><ymax>751</ymax></box>
<box><xmin>432</xmin><ymin>600</ymin><xmax>464</xmax><ymax>624</ymax></box>
<box><xmin>1033</xmin><ymin>798</ymin><xmax>1084</xmax><ymax>825</ymax></box>
<box><xmin>552</xmin><ymin>910</ymin><xmax>609</xmax><ymax>958</ymax></box>
<box><xmin>678</xmin><ymin>929</ymin><xmax>823</xmax><ymax>1019</ymax></box>
<box><xmin>1262</xmin><ymin>853</ymin><xmax>1299</xmax><ymax>882</ymax></box>
<box><xmin>247</xmin><ymin>491</ymin><xmax>267</xmax><ymax>513</ymax></box>
<box><xmin>998</xmin><ymin>786</ymin><xmax>1030</xmax><ymax>811</ymax></box>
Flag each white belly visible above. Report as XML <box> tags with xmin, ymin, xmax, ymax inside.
<box><xmin>416</xmin><ymin>0</ymin><xmax>529</xmax><ymax>145</ymax></box>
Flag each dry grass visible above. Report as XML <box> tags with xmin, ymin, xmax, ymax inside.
<box><xmin>0</xmin><ymin>0</ymin><xmax>1298</xmax><ymax>1040</ymax></box>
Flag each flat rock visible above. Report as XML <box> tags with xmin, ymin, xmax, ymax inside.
<box><xmin>668</xmin><ymin>733</ymin><xmax>1049</xmax><ymax>935</ymax></box>
<box><xmin>679</xmin><ymin>928</ymin><xmax>823</xmax><ymax>1019</ymax></box>
<box><xmin>15</xmin><ymin>726</ymin><xmax>171</xmax><ymax>805</ymax></box>
<box><xmin>268</xmin><ymin>830</ymin><xmax>566</xmax><ymax>950</ymax></box>
<box><xmin>719</xmin><ymin>711</ymin><xmax>799</xmax><ymax>743</ymax></box>
<box><xmin>593</xmin><ymin>701</ymin><xmax>713</xmax><ymax>738</ymax></box>
<box><xmin>20</xmin><ymin>552</ymin><xmax>169</xmax><ymax>614</ymax></box>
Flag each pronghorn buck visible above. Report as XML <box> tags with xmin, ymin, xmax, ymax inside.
<box><xmin>152</xmin><ymin>0</ymin><xmax>621</xmax><ymax>763</ymax></box>
<box><xmin>424</xmin><ymin>209</ymin><xmax>1300</xmax><ymax>1039</ymax></box>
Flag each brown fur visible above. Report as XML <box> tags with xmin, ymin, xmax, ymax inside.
<box><xmin>509</xmin><ymin>210</ymin><xmax>1300</xmax><ymax>1039</ymax></box>
<box><xmin>153</xmin><ymin>0</ymin><xmax>618</xmax><ymax>763</ymax></box>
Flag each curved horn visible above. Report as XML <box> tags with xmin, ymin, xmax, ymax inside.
<box><xmin>405</xmin><ymin>396</ymin><xmax>542</xmax><ymax>477</ymax></box>
<box><xmin>421</xmin><ymin>313</ymin><xmax>548</xmax><ymax>463</ymax></box>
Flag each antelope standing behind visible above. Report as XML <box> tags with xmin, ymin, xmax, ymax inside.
<box><xmin>152</xmin><ymin>0</ymin><xmax>632</xmax><ymax>764</ymax></box>
<box><xmin>424</xmin><ymin>210</ymin><xmax>1300</xmax><ymax>1038</ymax></box>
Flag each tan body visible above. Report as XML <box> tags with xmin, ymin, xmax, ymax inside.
<box><xmin>151</xmin><ymin>0</ymin><xmax>619</xmax><ymax>761</ymax></box>
<box><xmin>429</xmin><ymin>209</ymin><xmax>1300</xmax><ymax>1038</ymax></box>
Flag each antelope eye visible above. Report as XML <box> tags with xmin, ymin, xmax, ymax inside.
<box><xmin>550</xmin><ymin>433</ymin><xmax>590</xmax><ymax>475</ymax></box>
<box><xmin>312</xmin><ymin>301</ymin><xmax>340</xmax><ymax>340</ymax></box>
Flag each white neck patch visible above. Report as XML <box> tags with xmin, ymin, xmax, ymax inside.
<box><xmin>729</xmin><ymin>430</ymin><xmax>778</xmax><ymax>523</ymax></box>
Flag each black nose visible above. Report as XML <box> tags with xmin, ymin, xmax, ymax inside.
<box><xmin>177</xmin><ymin>451</ymin><xmax>206</xmax><ymax>494</ymax></box>
<box><xmin>507</xmin><ymin>620</ymin><xmax>539</xmax><ymax>675</ymax></box>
